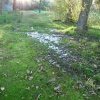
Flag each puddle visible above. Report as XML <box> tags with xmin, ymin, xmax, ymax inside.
<box><xmin>27</xmin><ymin>32</ymin><xmax>70</xmax><ymax>58</ymax></box>
<box><xmin>26</xmin><ymin>31</ymin><xmax>79</xmax><ymax>76</ymax></box>
<box><xmin>27</xmin><ymin>32</ymin><xmax>61</xmax><ymax>44</ymax></box>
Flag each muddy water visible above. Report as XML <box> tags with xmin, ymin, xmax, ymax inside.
<box><xmin>27</xmin><ymin>32</ymin><xmax>70</xmax><ymax>58</ymax></box>
<box><xmin>27</xmin><ymin>31</ymin><xmax>77</xmax><ymax>75</ymax></box>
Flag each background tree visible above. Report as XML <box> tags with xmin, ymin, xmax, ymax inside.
<box><xmin>53</xmin><ymin>0</ymin><xmax>81</xmax><ymax>22</ymax></box>
<box><xmin>95</xmin><ymin>0</ymin><xmax>100</xmax><ymax>10</ymax></box>
<box><xmin>0</xmin><ymin>0</ymin><xmax>3</xmax><ymax>14</ymax></box>
<box><xmin>77</xmin><ymin>0</ymin><xmax>93</xmax><ymax>33</ymax></box>
<box><xmin>13</xmin><ymin>0</ymin><xmax>16</xmax><ymax>10</ymax></box>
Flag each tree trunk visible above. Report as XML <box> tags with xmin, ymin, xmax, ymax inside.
<box><xmin>77</xmin><ymin>0</ymin><xmax>93</xmax><ymax>33</ymax></box>
<box><xmin>0</xmin><ymin>0</ymin><xmax>3</xmax><ymax>14</ymax></box>
<box><xmin>13</xmin><ymin>0</ymin><xmax>16</xmax><ymax>11</ymax></box>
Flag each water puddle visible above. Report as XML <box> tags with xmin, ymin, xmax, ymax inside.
<box><xmin>27</xmin><ymin>31</ymin><xmax>78</xmax><ymax>75</ymax></box>
<box><xmin>27</xmin><ymin>32</ymin><xmax>61</xmax><ymax>44</ymax></box>
<box><xmin>27</xmin><ymin>32</ymin><xmax>70</xmax><ymax>58</ymax></box>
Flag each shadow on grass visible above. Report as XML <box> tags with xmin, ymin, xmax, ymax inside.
<box><xmin>87</xmin><ymin>27</ymin><xmax>100</xmax><ymax>40</ymax></box>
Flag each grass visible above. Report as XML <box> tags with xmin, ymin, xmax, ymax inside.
<box><xmin>0</xmin><ymin>11</ymin><xmax>85</xmax><ymax>100</ymax></box>
<box><xmin>60</xmin><ymin>25</ymin><xmax>100</xmax><ymax>79</ymax></box>
<box><xmin>59</xmin><ymin>13</ymin><xmax>100</xmax><ymax>100</ymax></box>
<box><xmin>0</xmin><ymin>28</ymin><xmax>84</xmax><ymax>100</ymax></box>
<box><xmin>17</xmin><ymin>11</ymin><xmax>53</xmax><ymax>33</ymax></box>
<box><xmin>0</xmin><ymin>10</ymin><xmax>100</xmax><ymax>100</ymax></box>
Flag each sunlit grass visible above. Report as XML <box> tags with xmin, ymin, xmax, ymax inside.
<box><xmin>0</xmin><ymin>28</ymin><xmax>84</xmax><ymax>100</ymax></box>
<box><xmin>0</xmin><ymin>10</ymin><xmax>100</xmax><ymax>100</ymax></box>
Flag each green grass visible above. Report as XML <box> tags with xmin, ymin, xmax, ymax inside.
<box><xmin>0</xmin><ymin>11</ymin><xmax>85</xmax><ymax>100</ymax></box>
<box><xmin>0</xmin><ymin>29</ymin><xmax>84</xmax><ymax>100</ymax></box>
<box><xmin>0</xmin><ymin>10</ymin><xmax>100</xmax><ymax>100</ymax></box>
<box><xmin>17</xmin><ymin>11</ymin><xmax>54</xmax><ymax>33</ymax></box>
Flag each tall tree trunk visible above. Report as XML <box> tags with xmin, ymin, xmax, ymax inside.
<box><xmin>0</xmin><ymin>0</ymin><xmax>3</xmax><ymax>14</ymax></box>
<box><xmin>13</xmin><ymin>0</ymin><xmax>16</xmax><ymax>11</ymax></box>
<box><xmin>77</xmin><ymin>0</ymin><xmax>93</xmax><ymax>33</ymax></box>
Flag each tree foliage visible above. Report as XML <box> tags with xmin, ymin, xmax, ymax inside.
<box><xmin>95</xmin><ymin>0</ymin><xmax>100</xmax><ymax>9</ymax></box>
<box><xmin>53</xmin><ymin>0</ymin><xmax>100</xmax><ymax>33</ymax></box>
<box><xmin>53</xmin><ymin>0</ymin><xmax>81</xmax><ymax>22</ymax></box>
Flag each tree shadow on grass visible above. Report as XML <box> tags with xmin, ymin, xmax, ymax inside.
<box><xmin>87</xmin><ymin>27</ymin><xmax>100</xmax><ymax>40</ymax></box>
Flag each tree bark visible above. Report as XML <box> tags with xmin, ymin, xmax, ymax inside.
<box><xmin>77</xmin><ymin>0</ymin><xmax>93</xmax><ymax>33</ymax></box>
<box><xmin>39</xmin><ymin>0</ymin><xmax>42</xmax><ymax>13</ymax></box>
<box><xmin>0</xmin><ymin>0</ymin><xmax>3</xmax><ymax>14</ymax></box>
<box><xmin>13</xmin><ymin>0</ymin><xmax>16</xmax><ymax>11</ymax></box>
